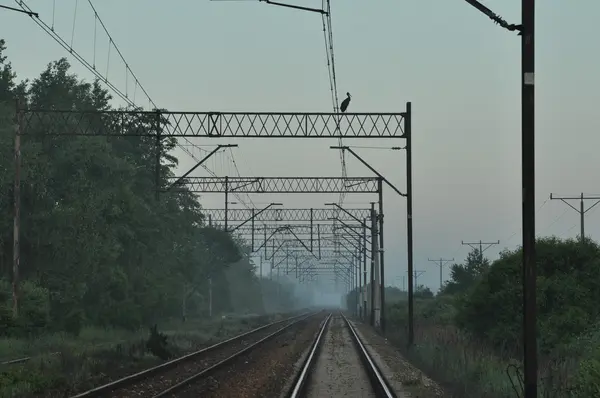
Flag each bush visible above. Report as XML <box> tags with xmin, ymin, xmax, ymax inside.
<box><xmin>358</xmin><ymin>238</ymin><xmax>600</xmax><ymax>397</ymax></box>
<box><xmin>0</xmin><ymin>279</ymin><xmax>50</xmax><ymax>337</ymax></box>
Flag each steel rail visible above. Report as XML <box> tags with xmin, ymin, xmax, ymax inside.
<box><xmin>70</xmin><ymin>311</ymin><xmax>315</xmax><ymax>398</ymax></box>
<box><xmin>288</xmin><ymin>313</ymin><xmax>396</xmax><ymax>398</ymax></box>
<box><xmin>152</xmin><ymin>311</ymin><xmax>325</xmax><ymax>397</ymax></box>
<box><xmin>287</xmin><ymin>313</ymin><xmax>333</xmax><ymax>397</ymax></box>
<box><xmin>342</xmin><ymin>314</ymin><xmax>397</xmax><ymax>398</ymax></box>
<box><xmin>1</xmin><ymin>351</ymin><xmax>60</xmax><ymax>366</ymax></box>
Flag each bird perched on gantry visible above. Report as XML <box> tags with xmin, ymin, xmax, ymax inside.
<box><xmin>340</xmin><ymin>92</ymin><xmax>351</xmax><ymax>113</ymax></box>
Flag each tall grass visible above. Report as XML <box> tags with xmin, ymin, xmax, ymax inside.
<box><xmin>0</xmin><ymin>315</ymin><xmax>279</xmax><ymax>397</ymax></box>
<box><xmin>384</xmin><ymin>318</ymin><xmax>584</xmax><ymax>398</ymax></box>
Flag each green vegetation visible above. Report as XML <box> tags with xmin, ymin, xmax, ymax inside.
<box><xmin>350</xmin><ymin>238</ymin><xmax>600</xmax><ymax>397</ymax></box>
<box><xmin>0</xmin><ymin>39</ymin><xmax>305</xmax><ymax>396</ymax></box>
<box><xmin>0</xmin><ymin>315</ymin><xmax>288</xmax><ymax>397</ymax></box>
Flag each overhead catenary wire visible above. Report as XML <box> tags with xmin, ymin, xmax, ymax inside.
<box><xmin>83</xmin><ymin>0</ymin><xmax>261</xmax><ymax>212</ymax></box>
<box><xmin>14</xmin><ymin>0</ymin><xmax>260</xmax><ymax>213</ymax></box>
<box><xmin>83</xmin><ymin>0</ymin><xmax>153</xmax><ymax>105</ymax></box>
<box><xmin>15</xmin><ymin>1</ymin><xmax>209</xmax><ymax>167</ymax></box>
<box><xmin>15</xmin><ymin>1</ymin><xmax>134</xmax><ymax>108</ymax></box>
<box><xmin>320</xmin><ymin>0</ymin><xmax>347</xmax><ymax>209</ymax></box>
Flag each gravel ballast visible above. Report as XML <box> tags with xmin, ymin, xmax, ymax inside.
<box><xmin>351</xmin><ymin>318</ymin><xmax>446</xmax><ymax>397</ymax></box>
<box><xmin>306</xmin><ymin>315</ymin><xmax>377</xmax><ymax>398</ymax></box>
<box><xmin>96</xmin><ymin>315</ymin><xmax>309</xmax><ymax>397</ymax></box>
<box><xmin>171</xmin><ymin>313</ymin><xmax>328</xmax><ymax>397</ymax></box>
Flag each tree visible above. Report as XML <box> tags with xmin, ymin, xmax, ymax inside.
<box><xmin>455</xmin><ymin>237</ymin><xmax>600</xmax><ymax>353</ymax></box>
<box><xmin>414</xmin><ymin>285</ymin><xmax>434</xmax><ymax>299</ymax></box>
<box><xmin>385</xmin><ymin>286</ymin><xmax>408</xmax><ymax>303</ymax></box>
<box><xmin>440</xmin><ymin>248</ymin><xmax>490</xmax><ymax>296</ymax></box>
<box><xmin>0</xmin><ymin>39</ymin><xmax>301</xmax><ymax>335</ymax></box>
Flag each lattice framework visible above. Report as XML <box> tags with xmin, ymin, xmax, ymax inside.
<box><xmin>202</xmin><ymin>208</ymin><xmax>370</xmax><ymax>222</ymax></box>
<box><xmin>169</xmin><ymin>177</ymin><xmax>379</xmax><ymax>193</ymax></box>
<box><xmin>21</xmin><ymin>110</ymin><xmax>406</xmax><ymax>138</ymax></box>
<box><xmin>232</xmin><ymin>225</ymin><xmax>364</xmax><ymax>236</ymax></box>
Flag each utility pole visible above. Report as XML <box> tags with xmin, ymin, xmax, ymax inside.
<box><xmin>521</xmin><ymin>2</ymin><xmax>536</xmax><ymax>394</ymax></box>
<box><xmin>454</xmin><ymin>1</ymin><xmax>536</xmax><ymax>391</ymax></box>
<box><xmin>208</xmin><ymin>276</ymin><xmax>213</xmax><ymax>318</ymax></box>
<box><xmin>427</xmin><ymin>258</ymin><xmax>454</xmax><ymax>293</ymax></box>
<box><xmin>550</xmin><ymin>193</ymin><xmax>600</xmax><ymax>242</ymax></box>
<box><xmin>411</xmin><ymin>270</ymin><xmax>425</xmax><ymax>289</ymax></box>
<box><xmin>377</xmin><ymin>178</ymin><xmax>386</xmax><ymax>332</ymax></box>
<box><xmin>405</xmin><ymin>101</ymin><xmax>414</xmax><ymax>345</ymax></box>
<box><xmin>362</xmin><ymin>218</ymin><xmax>367</xmax><ymax>321</ymax></box>
<box><xmin>12</xmin><ymin>100</ymin><xmax>22</xmax><ymax>319</ymax></box>
<box><xmin>461</xmin><ymin>240</ymin><xmax>499</xmax><ymax>262</ymax></box>
<box><xmin>370</xmin><ymin>203</ymin><xmax>378</xmax><ymax>327</ymax></box>
<box><xmin>223</xmin><ymin>176</ymin><xmax>229</xmax><ymax>232</ymax></box>
<box><xmin>155</xmin><ymin>111</ymin><xmax>161</xmax><ymax>202</ymax></box>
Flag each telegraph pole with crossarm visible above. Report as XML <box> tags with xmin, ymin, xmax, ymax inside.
<box><xmin>550</xmin><ymin>193</ymin><xmax>600</xmax><ymax>243</ymax></box>
<box><xmin>461</xmin><ymin>240</ymin><xmax>500</xmax><ymax>263</ymax></box>
<box><xmin>428</xmin><ymin>258</ymin><xmax>454</xmax><ymax>293</ymax></box>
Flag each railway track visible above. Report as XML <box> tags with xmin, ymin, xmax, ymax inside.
<box><xmin>70</xmin><ymin>311</ymin><xmax>321</xmax><ymax>398</ymax></box>
<box><xmin>288</xmin><ymin>312</ymin><xmax>397</xmax><ymax>398</ymax></box>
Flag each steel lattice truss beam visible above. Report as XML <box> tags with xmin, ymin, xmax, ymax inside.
<box><xmin>268</xmin><ymin>259</ymin><xmax>354</xmax><ymax>277</ymax></box>
<box><xmin>295</xmin><ymin>268</ymin><xmax>353</xmax><ymax>277</ymax></box>
<box><xmin>272</xmin><ymin>258</ymin><xmax>354</xmax><ymax>273</ymax></box>
<box><xmin>168</xmin><ymin>177</ymin><xmax>379</xmax><ymax>193</ymax></box>
<box><xmin>270</xmin><ymin>239</ymin><xmax>361</xmax><ymax>250</ymax></box>
<box><xmin>298</xmin><ymin>267</ymin><xmax>352</xmax><ymax>272</ymax></box>
<box><xmin>271</xmin><ymin>239</ymin><xmax>337</xmax><ymax>249</ymax></box>
<box><xmin>203</xmin><ymin>208</ymin><xmax>370</xmax><ymax>222</ymax></box>
<box><xmin>232</xmin><ymin>223</ymin><xmax>363</xmax><ymax>235</ymax></box>
<box><xmin>257</xmin><ymin>236</ymin><xmax>368</xmax><ymax>252</ymax></box>
<box><xmin>21</xmin><ymin>110</ymin><xmax>406</xmax><ymax>138</ymax></box>
<box><xmin>269</xmin><ymin>248</ymin><xmax>355</xmax><ymax>258</ymax></box>
<box><xmin>252</xmin><ymin>227</ymin><xmax>369</xmax><ymax>261</ymax></box>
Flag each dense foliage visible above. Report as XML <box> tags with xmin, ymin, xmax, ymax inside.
<box><xmin>454</xmin><ymin>237</ymin><xmax>600</xmax><ymax>354</ymax></box>
<box><xmin>0</xmin><ymin>39</ymin><xmax>299</xmax><ymax>337</ymax></box>
<box><xmin>364</xmin><ymin>238</ymin><xmax>600</xmax><ymax>396</ymax></box>
<box><xmin>345</xmin><ymin>284</ymin><xmax>433</xmax><ymax>311</ymax></box>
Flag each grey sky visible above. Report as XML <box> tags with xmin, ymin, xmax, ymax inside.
<box><xmin>2</xmin><ymin>0</ymin><xmax>599</xmax><ymax>293</ymax></box>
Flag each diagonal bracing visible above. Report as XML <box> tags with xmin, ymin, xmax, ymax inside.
<box><xmin>232</xmin><ymin>223</ymin><xmax>362</xmax><ymax>235</ymax></box>
<box><xmin>169</xmin><ymin>177</ymin><xmax>380</xmax><ymax>194</ymax></box>
<box><xmin>20</xmin><ymin>110</ymin><xmax>406</xmax><ymax>138</ymax></box>
<box><xmin>202</xmin><ymin>208</ymin><xmax>370</xmax><ymax>222</ymax></box>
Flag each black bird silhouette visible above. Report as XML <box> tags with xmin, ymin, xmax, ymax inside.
<box><xmin>340</xmin><ymin>92</ymin><xmax>351</xmax><ymax>113</ymax></box>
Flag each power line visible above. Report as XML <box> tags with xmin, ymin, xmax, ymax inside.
<box><xmin>14</xmin><ymin>0</ymin><xmax>259</xmax><ymax>214</ymax></box>
<box><xmin>15</xmin><ymin>2</ymin><xmax>200</xmax><ymax>158</ymax></box>
<box><xmin>15</xmin><ymin>0</ymin><xmax>137</xmax><ymax>108</ymax></box>
<box><xmin>550</xmin><ymin>193</ymin><xmax>600</xmax><ymax>242</ymax></box>
<box><xmin>76</xmin><ymin>1</ymin><xmax>213</xmax><ymax>167</ymax></box>
<box><xmin>409</xmin><ymin>270</ymin><xmax>425</xmax><ymax>288</ymax></box>
<box><xmin>83</xmin><ymin>0</ymin><xmax>154</xmax><ymax>106</ymax></box>
<box><xmin>502</xmin><ymin>198</ymin><xmax>549</xmax><ymax>244</ymax></box>
<box><xmin>427</xmin><ymin>257</ymin><xmax>454</xmax><ymax>293</ymax></box>
<box><xmin>461</xmin><ymin>240</ymin><xmax>500</xmax><ymax>260</ymax></box>
<box><xmin>320</xmin><ymin>0</ymin><xmax>347</xmax><ymax>207</ymax></box>
<box><xmin>0</xmin><ymin>3</ymin><xmax>37</xmax><ymax>16</ymax></box>
<box><xmin>540</xmin><ymin>208</ymin><xmax>568</xmax><ymax>235</ymax></box>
